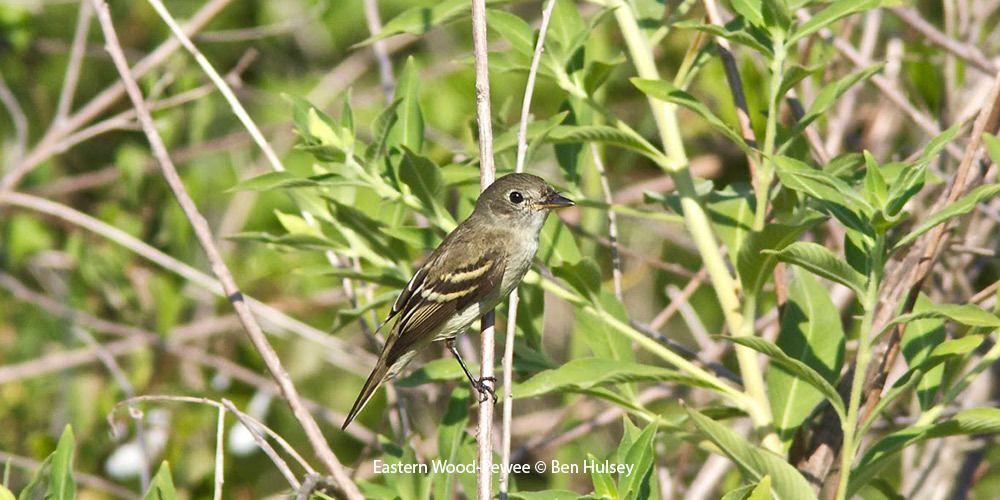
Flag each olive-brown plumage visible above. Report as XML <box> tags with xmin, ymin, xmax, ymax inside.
<box><xmin>343</xmin><ymin>173</ymin><xmax>573</xmax><ymax>429</ymax></box>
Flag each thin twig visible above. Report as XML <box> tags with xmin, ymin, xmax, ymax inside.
<box><xmin>0</xmin><ymin>192</ymin><xmax>375</xmax><ymax>374</ymax></box>
<box><xmin>54</xmin><ymin>0</ymin><xmax>94</xmax><ymax>123</ymax></box>
<box><xmin>470</xmin><ymin>0</ymin><xmax>497</xmax><ymax>498</ymax></box>
<box><xmin>220</xmin><ymin>399</ymin><xmax>303</xmax><ymax>490</ymax></box>
<box><xmin>363</xmin><ymin>0</ymin><xmax>396</xmax><ymax>99</ymax></box>
<box><xmin>214</xmin><ymin>406</ymin><xmax>225</xmax><ymax>500</ymax></box>
<box><xmin>500</xmin><ymin>1</ymin><xmax>556</xmax><ymax>497</ymax></box>
<box><xmin>1</xmin><ymin>0</ymin><xmax>234</xmax><ymax>192</ymax></box>
<box><xmin>91</xmin><ymin>3</ymin><xmax>360</xmax><ymax>497</ymax></box>
<box><xmin>590</xmin><ymin>144</ymin><xmax>624</xmax><ymax>300</ymax></box>
<box><xmin>0</xmin><ymin>70</ymin><xmax>29</xmax><ymax>165</ymax></box>
<box><xmin>888</xmin><ymin>7</ymin><xmax>997</xmax><ymax>74</ymax></box>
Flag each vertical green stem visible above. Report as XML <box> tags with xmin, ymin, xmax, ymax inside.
<box><xmin>610</xmin><ymin>0</ymin><xmax>779</xmax><ymax>451</ymax></box>
<box><xmin>836</xmin><ymin>236</ymin><xmax>884</xmax><ymax>500</ymax></box>
<box><xmin>755</xmin><ymin>31</ymin><xmax>786</xmax><ymax>230</ymax></box>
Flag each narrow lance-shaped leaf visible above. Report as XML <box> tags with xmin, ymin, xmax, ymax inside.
<box><xmin>357</xmin><ymin>0</ymin><xmax>468</xmax><ymax>45</ymax></box>
<box><xmin>685</xmin><ymin>406</ymin><xmax>818</xmax><ymax>500</ymax></box>
<box><xmin>850</xmin><ymin>408</ymin><xmax>1000</xmax><ymax>495</ymax></box>
<box><xmin>631</xmin><ymin>78</ymin><xmax>751</xmax><ymax>153</ymax></box>
<box><xmin>547</xmin><ymin>124</ymin><xmax>668</xmax><ymax>166</ymax></box>
<box><xmin>143</xmin><ymin>462</ymin><xmax>179</xmax><ymax>500</ymax></box>
<box><xmin>892</xmin><ymin>183</ymin><xmax>1000</xmax><ymax>251</ymax></box>
<box><xmin>737</xmin><ymin>214</ymin><xmax>825</xmax><ymax>294</ymax></box>
<box><xmin>788</xmin><ymin>0</ymin><xmax>882</xmax><ymax>45</ymax></box>
<box><xmin>726</xmin><ymin>336</ymin><xmax>846</xmax><ymax>420</ymax></box>
<box><xmin>763</xmin><ymin>241</ymin><xmax>867</xmax><ymax>298</ymax></box>
<box><xmin>388</xmin><ymin>57</ymin><xmax>425</xmax><ymax>153</ymax></box>
<box><xmin>513</xmin><ymin>358</ymin><xmax>708</xmax><ymax>399</ymax></box>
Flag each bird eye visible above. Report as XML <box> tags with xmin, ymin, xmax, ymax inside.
<box><xmin>509</xmin><ymin>191</ymin><xmax>524</xmax><ymax>204</ymax></box>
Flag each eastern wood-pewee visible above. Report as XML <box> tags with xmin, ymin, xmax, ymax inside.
<box><xmin>342</xmin><ymin>173</ymin><xmax>574</xmax><ymax>429</ymax></box>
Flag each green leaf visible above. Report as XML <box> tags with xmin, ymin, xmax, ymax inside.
<box><xmin>547</xmin><ymin>124</ymin><xmax>668</xmax><ymax>166</ymax></box>
<box><xmin>619</xmin><ymin>422</ymin><xmax>657</xmax><ymax>500</ymax></box>
<box><xmin>143</xmin><ymin>462</ymin><xmax>179</xmax><ymax>500</ymax></box>
<box><xmin>589</xmin><ymin>454</ymin><xmax>617</xmax><ymax>498</ymax></box>
<box><xmin>433</xmin><ymin>388</ymin><xmax>471</xmax><ymax>500</ymax></box>
<box><xmin>982</xmin><ymin>133</ymin><xmax>1000</xmax><ymax>166</ymax></box>
<box><xmin>767</xmin><ymin>270</ymin><xmax>845</xmax><ymax>446</ymax></box>
<box><xmin>730</xmin><ymin>0</ymin><xmax>764</xmax><ymax>27</ymax></box>
<box><xmin>778</xmin><ymin>63</ymin><xmax>822</xmax><ymax>99</ymax></box>
<box><xmin>388</xmin><ymin>58</ymin><xmax>425</xmax><ymax>153</ymax></box>
<box><xmin>552</xmin><ymin>259</ymin><xmax>602</xmax><ymax>302</ymax></box>
<box><xmin>728</xmin><ymin>336</ymin><xmax>845</xmax><ymax>420</ymax></box>
<box><xmin>892</xmin><ymin>183</ymin><xmax>1000</xmax><ymax>251</ymax></box>
<box><xmin>365</xmin><ymin>98</ymin><xmax>402</xmax><ymax>163</ymax></box>
<box><xmin>631</xmin><ymin>78</ymin><xmax>750</xmax><ymax>152</ymax></box>
<box><xmin>748</xmin><ymin>475</ymin><xmax>773</xmax><ymax>500</ymax></box>
<box><xmin>318</xmin><ymin>267</ymin><xmax>409</xmax><ymax>288</ymax></box>
<box><xmin>783</xmin><ymin>65</ymin><xmax>883</xmax><ymax>147</ymax></box>
<box><xmin>358</xmin><ymin>0</ymin><xmax>468</xmax><ymax>45</ymax></box>
<box><xmin>888</xmin><ymin>303</ymin><xmax>1000</xmax><ymax>329</ymax></box>
<box><xmin>20</xmin><ymin>425</ymin><xmax>76</xmax><ymax>500</ymax></box>
<box><xmin>686</xmin><ymin>406</ymin><xmax>818</xmax><ymax>500</ymax></box>
<box><xmin>577</xmin><ymin>292</ymin><xmax>635</xmax><ymax>363</ymax></box>
<box><xmin>851</xmin><ymin>408</ymin><xmax>1000</xmax><ymax>495</ymax></box>
<box><xmin>737</xmin><ymin>214</ymin><xmax>825</xmax><ymax>294</ymax></box>
<box><xmin>763</xmin><ymin>241</ymin><xmax>867</xmax><ymax>297</ymax></box>
<box><xmin>0</xmin><ymin>486</ymin><xmax>14</xmax><ymax>500</ymax></box>
<box><xmin>900</xmin><ymin>295</ymin><xmax>946</xmax><ymax>409</ymax></box>
<box><xmin>513</xmin><ymin>358</ymin><xmax>700</xmax><ymax>399</ymax></box>
<box><xmin>508</xmin><ymin>491</ymin><xmax>581</xmax><ymax>500</ymax></box>
<box><xmin>773</xmin><ymin>155</ymin><xmax>872</xmax><ymax>213</ymax></box>
<box><xmin>862</xmin><ymin>151</ymin><xmax>888</xmax><ymax>208</ymax></box>
<box><xmin>228</xmin><ymin>171</ymin><xmax>323</xmax><ymax>192</ymax></box>
<box><xmin>673</xmin><ymin>19</ymin><xmax>772</xmax><ymax>55</ymax></box>
<box><xmin>537</xmin><ymin>216</ymin><xmax>581</xmax><ymax>267</ymax></box>
<box><xmin>487</xmin><ymin>9</ymin><xmax>534</xmax><ymax>55</ymax></box>
<box><xmin>398</xmin><ymin>148</ymin><xmax>444</xmax><ymax>214</ymax></box>
<box><xmin>788</xmin><ymin>0</ymin><xmax>881</xmax><ymax>45</ymax></box>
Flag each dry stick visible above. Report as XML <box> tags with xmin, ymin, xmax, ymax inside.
<box><xmin>214</xmin><ymin>406</ymin><xmax>225</xmax><ymax>500</ymax></box>
<box><xmin>0</xmin><ymin>71</ymin><xmax>28</xmax><ymax>165</ymax></box>
<box><xmin>90</xmin><ymin>3</ymin><xmax>361</xmax><ymax>498</ymax></box>
<box><xmin>888</xmin><ymin>6</ymin><xmax>997</xmax><ymax>74</ymax></box>
<box><xmin>500</xmin><ymin>1</ymin><xmax>556</xmax><ymax>497</ymax></box>
<box><xmin>0</xmin><ymin>275</ymin><xmax>376</xmax><ymax>444</ymax></box>
<box><xmin>1</xmin><ymin>0</ymin><xmax>234</xmax><ymax>192</ymax></box>
<box><xmin>54</xmin><ymin>0</ymin><xmax>93</xmax><ymax>124</ymax></box>
<box><xmin>0</xmin><ymin>192</ymin><xmax>374</xmax><ymax>374</ymax></box>
<box><xmin>115</xmin><ymin>395</ymin><xmax>309</xmax><ymax>491</ymax></box>
<box><xmin>364</xmin><ymin>0</ymin><xmax>395</xmax><ymax>99</ymax></box>
<box><xmin>470</xmin><ymin>0</ymin><xmax>497</xmax><ymax>498</ymax></box>
<box><xmin>590</xmin><ymin>144</ymin><xmax>624</xmax><ymax>300</ymax></box>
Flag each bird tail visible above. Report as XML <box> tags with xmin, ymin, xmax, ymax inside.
<box><xmin>342</xmin><ymin>358</ymin><xmax>390</xmax><ymax>429</ymax></box>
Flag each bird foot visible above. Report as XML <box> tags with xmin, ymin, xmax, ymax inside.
<box><xmin>472</xmin><ymin>376</ymin><xmax>497</xmax><ymax>404</ymax></box>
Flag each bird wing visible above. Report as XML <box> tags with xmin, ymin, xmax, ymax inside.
<box><xmin>385</xmin><ymin>241</ymin><xmax>506</xmax><ymax>363</ymax></box>
<box><xmin>342</xmin><ymin>229</ymin><xmax>506</xmax><ymax>429</ymax></box>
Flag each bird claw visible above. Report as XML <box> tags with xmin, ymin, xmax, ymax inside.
<box><xmin>472</xmin><ymin>376</ymin><xmax>497</xmax><ymax>404</ymax></box>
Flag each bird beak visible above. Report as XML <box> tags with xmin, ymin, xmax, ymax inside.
<box><xmin>537</xmin><ymin>192</ymin><xmax>575</xmax><ymax>210</ymax></box>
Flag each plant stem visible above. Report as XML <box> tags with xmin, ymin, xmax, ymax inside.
<box><xmin>756</xmin><ymin>32</ymin><xmax>786</xmax><ymax>230</ymax></box>
<box><xmin>609</xmin><ymin>0</ymin><xmax>779</xmax><ymax>451</ymax></box>
<box><xmin>836</xmin><ymin>235</ymin><xmax>884</xmax><ymax>500</ymax></box>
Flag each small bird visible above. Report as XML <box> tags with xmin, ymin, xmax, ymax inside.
<box><xmin>342</xmin><ymin>173</ymin><xmax>574</xmax><ymax>429</ymax></box>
